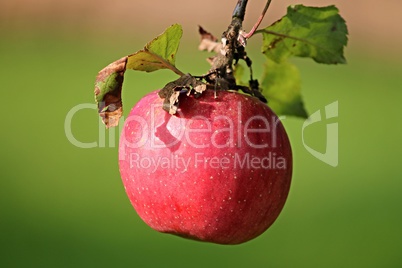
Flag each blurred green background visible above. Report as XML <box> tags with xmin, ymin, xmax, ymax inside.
<box><xmin>1</xmin><ymin>0</ymin><xmax>401</xmax><ymax>267</ymax></box>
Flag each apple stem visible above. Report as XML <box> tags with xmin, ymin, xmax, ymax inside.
<box><xmin>199</xmin><ymin>0</ymin><xmax>267</xmax><ymax>103</ymax></box>
<box><xmin>206</xmin><ymin>1</ymin><xmax>248</xmax><ymax>88</ymax></box>
<box><xmin>158</xmin><ymin>0</ymin><xmax>268</xmax><ymax>113</ymax></box>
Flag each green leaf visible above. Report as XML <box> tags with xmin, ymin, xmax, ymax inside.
<box><xmin>261</xmin><ymin>58</ymin><xmax>308</xmax><ymax>118</ymax></box>
<box><xmin>261</xmin><ymin>5</ymin><xmax>348</xmax><ymax>64</ymax></box>
<box><xmin>257</xmin><ymin>5</ymin><xmax>348</xmax><ymax>118</ymax></box>
<box><xmin>126</xmin><ymin>24</ymin><xmax>184</xmax><ymax>75</ymax></box>
<box><xmin>233</xmin><ymin>63</ymin><xmax>247</xmax><ymax>86</ymax></box>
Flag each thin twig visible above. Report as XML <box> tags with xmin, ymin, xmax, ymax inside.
<box><xmin>243</xmin><ymin>0</ymin><xmax>272</xmax><ymax>39</ymax></box>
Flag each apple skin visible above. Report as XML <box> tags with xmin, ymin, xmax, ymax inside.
<box><xmin>119</xmin><ymin>89</ymin><xmax>292</xmax><ymax>244</ymax></box>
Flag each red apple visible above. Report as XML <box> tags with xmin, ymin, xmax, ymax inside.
<box><xmin>118</xmin><ymin>89</ymin><xmax>292</xmax><ymax>244</ymax></box>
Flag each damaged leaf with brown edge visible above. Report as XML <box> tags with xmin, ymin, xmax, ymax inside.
<box><xmin>94</xmin><ymin>56</ymin><xmax>127</xmax><ymax>128</ymax></box>
<box><xmin>198</xmin><ymin>26</ymin><xmax>222</xmax><ymax>54</ymax></box>
<box><xmin>95</xmin><ymin>24</ymin><xmax>185</xmax><ymax>128</ymax></box>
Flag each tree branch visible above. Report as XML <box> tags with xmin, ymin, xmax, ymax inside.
<box><xmin>232</xmin><ymin>0</ymin><xmax>248</xmax><ymax>20</ymax></box>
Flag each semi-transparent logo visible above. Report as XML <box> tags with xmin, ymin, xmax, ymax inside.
<box><xmin>65</xmin><ymin>100</ymin><xmax>339</xmax><ymax>167</ymax></box>
<box><xmin>302</xmin><ymin>101</ymin><xmax>338</xmax><ymax>167</ymax></box>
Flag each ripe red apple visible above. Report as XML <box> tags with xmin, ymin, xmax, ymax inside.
<box><xmin>118</xmin><ymin>89</ymin><xmax>292</xmax><ymax>244</ymax></box>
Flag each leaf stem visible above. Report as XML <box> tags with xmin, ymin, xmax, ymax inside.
<box><xmin>169</xmin><ymin>65</ymin><xmax>185</xmax><ymax>77</ymax></box>
<box><xmin>146</xmin><ymin>51</ymin><xmax>185</xmax><ymax>76</ymax></box>
<box><xmin>243</xmin><ymin>0</ymin><xmax>272</xmax><ymax>39</ymax></box>
<box><xmin>255</xmin><ymin>29</ymin><xmax>305</xmax><ymax>41</ymax></box>
<box><xmin>256</xmin><ymin>29</ymin><xmax>340</xmax><ymax>58</ymax></box>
